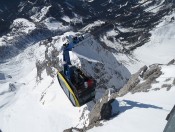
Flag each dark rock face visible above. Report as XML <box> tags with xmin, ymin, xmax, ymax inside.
<box><xmin>161</xmin><ymin>84</ymin><xmax>172</xmax><ymax>91</ymax></box>
<box><xmin>173</xmin><ymin>78</ymin><xmax>175</xmax><ymax>85</ymax></box>
<box><xmin>87</xmin><ymin>91</ymin><xmax>118</xmax><ymax>128</ymax></box>
<box><xmin>88</xmin><ymin>90</ymin><xmax>110</xmax><ymax>125</ymax></box>
<box><xmin>143</xmin><ymin>65</ymin><xmax>162</xmax><ymax>80</ymax></box>
<box><xmin>100</xmin><ymin>100</ymin><xmax>113</xmax><ymax>120</ymax></box>
<box><xmin>63</xmin><ymin>127</ymin><xmax>83</xmax><ymax>132</ymax></box>
<box><xmin>167</xmin><ymin>59</ymin><xmax>175</xmax><ymax>65</ymax></box>
<box><xmin>9</xmin><ymin>83</ymin><xmax>16</xmax><ymax>92</ymax></box>
<box><xmin>7</xmin><ymin>75</ymin><xmax>12</xmax><ymax>78</ymax></box>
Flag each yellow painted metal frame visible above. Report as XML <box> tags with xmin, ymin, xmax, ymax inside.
<box><xmin>57</xmin><ymin>72</ymin><xmax>80</xmax><ymax>107</ymax></box>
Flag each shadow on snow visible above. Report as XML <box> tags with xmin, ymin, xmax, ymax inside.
<box><xmin>112</xmin><ymin>99</ymin><xmax>163</xmax><ymax>117</ymax></box>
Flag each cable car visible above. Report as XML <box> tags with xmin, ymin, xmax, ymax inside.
<box><xmin>57</xmin><ymin>35</ymin><xmax>96</xmax><ymax>107</ymax></box>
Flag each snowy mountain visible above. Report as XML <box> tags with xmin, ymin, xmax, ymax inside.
<box><xmin>0</xmin><ymin>0</ymin><xmax>175</xmax><ymax>132</ymax></box>
<box><xmin>88</xmin><ymin>64</ymin><xmax>175</xmax><ymax>132</ymax></box>
<box><xmin>1</xmin><ymin>0</ymin><xmax>174</xmax><ymax>50</ymax></box>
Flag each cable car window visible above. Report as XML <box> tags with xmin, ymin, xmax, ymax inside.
<box><xmin>69</xmin><ymin>93</ymin><xmax>76</xmax><ymax>106</ymax></box>
<box><xmin>58</xmin><ymin>74</ymin><xmax>70</xmax><ymax>97</ymax></box>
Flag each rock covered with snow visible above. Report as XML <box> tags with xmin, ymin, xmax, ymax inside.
<box><xmin>117</xmin><ymin>64</ymin><xmax>162</xmax><ymax>96</ymax></box>
<box><xmin>73</xmin><ymin>36</ymin><xmax>131</xmax><ymax>98</ymax></box>
<box><xmin>167</xmin><ymin>59</ymin><xmax>175</xmax><ymax>65</ymax></box>
<box><xmin>34</xmin><ymin>32</ymin><xmax>131</xmax><ymax>99</ymax></box>
<box><xmin>30</xmin><ymin>6</ymin><xmax>51</xmax><ymax>22</ymax></box>
<box><xmin>88</xmin><ymin>90</ymin><xmax>110</xmax><ymax>125</ymax></box>
<box><xmin>10</xmin><ymin>18</ymin><xmax>36</xmax><ymax>34</ymax></box>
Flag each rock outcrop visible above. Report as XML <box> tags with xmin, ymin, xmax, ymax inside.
<box><xmin>9</xmin><ymin>83</ymin><xmax>16</xmax><ymax>92</ymax></box>
<box><xmin>36</xmin><ymin>38</ymin><xmax>61</xmax><ymax>81</ymax></box>
<box><xmin>173</xmin><ymin>78</ymin><xmax>175</xmax><ymax>86</ymax></box>
<box><xmin>88</xmin><ymin>90</ymin><xmax>112</xmax><ymax>125</ymax></box>
<box><xmin>118</xmin><ymin>64</ymin><xmax>162</xmax><ymax>96</ymax></box>
<box><xmin>167</xmin><ymin>59</ymin><xmax>175</xmax><ymax>65</ymax></box>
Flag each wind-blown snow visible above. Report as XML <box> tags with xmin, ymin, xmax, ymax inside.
<box><xmin>82</xmin><ymin>0</ymin><xmax>94</xmax><ymax>2</ymax></box>
<box><xmin>42</xmin><ymin>18</ymin><xmax>69</xmax><ymax>31</ymax></box>
<box><xmin>0</xmin><ymin>18</ymin><xmax>35</xmax><ymax>47</ymax></box>
<box><xmin>62</xmin><ymin>16</ymin><xmax>71</xmax><ymax>23</ymax></box>
<box><xmin>62</xmin><ymin>15</ymin><xmax>83</xmax><ymax>24</ymax></box>
<box><xmin>31</xmin><ymin>6</ymin><xmax>51</xmax><ymax>22</ymax></box>
<box><xmin>144</xmin><ymin>0</ymin><xmax>165</xmax><ymax>13</ymax></box>
<box><xmin>100</xmin><ymin>30</ymin><xmax>123</xmax><ymax>51</ymax></box>
<box><xmin>11</xmin><ymin>18</ymin><xmax>36</xmax><ymax>34</ymax></box>
<box><xmin>81</xmin><ymin>20</ymin><xmax>105</xmax><ymax>32</ymax></box>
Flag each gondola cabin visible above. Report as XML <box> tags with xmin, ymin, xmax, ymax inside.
<box><xmin>57</xmin><ymin>66</ymin><xmax>96</xmax><ymax>107</ymax></box>
<box><xmin>57</xmin><ymin>35</ymin><xmax>96</xmax><ymax>107</ymax></box>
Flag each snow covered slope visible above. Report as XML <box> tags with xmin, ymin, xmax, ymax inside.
<box><xmin>84</xmin><ymin>11</ymin><xmax>175</xmax><ymax>132</ymax></box>
<box><xmin>0</xmin><ymin>1</ymin><xmax>175</xmax><ymax>132</ymax></box>
<box><xmin>0</xmin><ymin>31</ymin><xmax>131</xmax><ymax>132</ymax></box>
<box><xmin>89</xmin><ymin>64</ymin><xmax>175</xmax><ymax>132</ymax></box>
<box><xmin>0</xmin><ymin>42</ymin><xmax>81</xmax><ymax>132</ymax></box>
<box><xmin>1</xmin><ymin>18</ymin><xmax>175</xmax><ymax>132</ymax></box>
<box><xmin>115</xmin><ymin>12</ymin><xmax>175</xmax><ymax>73</ymax></box>
<box><xmin>0</xmin><ymin>18</ymin><xmax>36</xmax><ymax>47</ymax></box>
<box><xmin>1</xmin><ymin>29</ymin><xmax>174</xmax><ymax>132</ymax></box>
